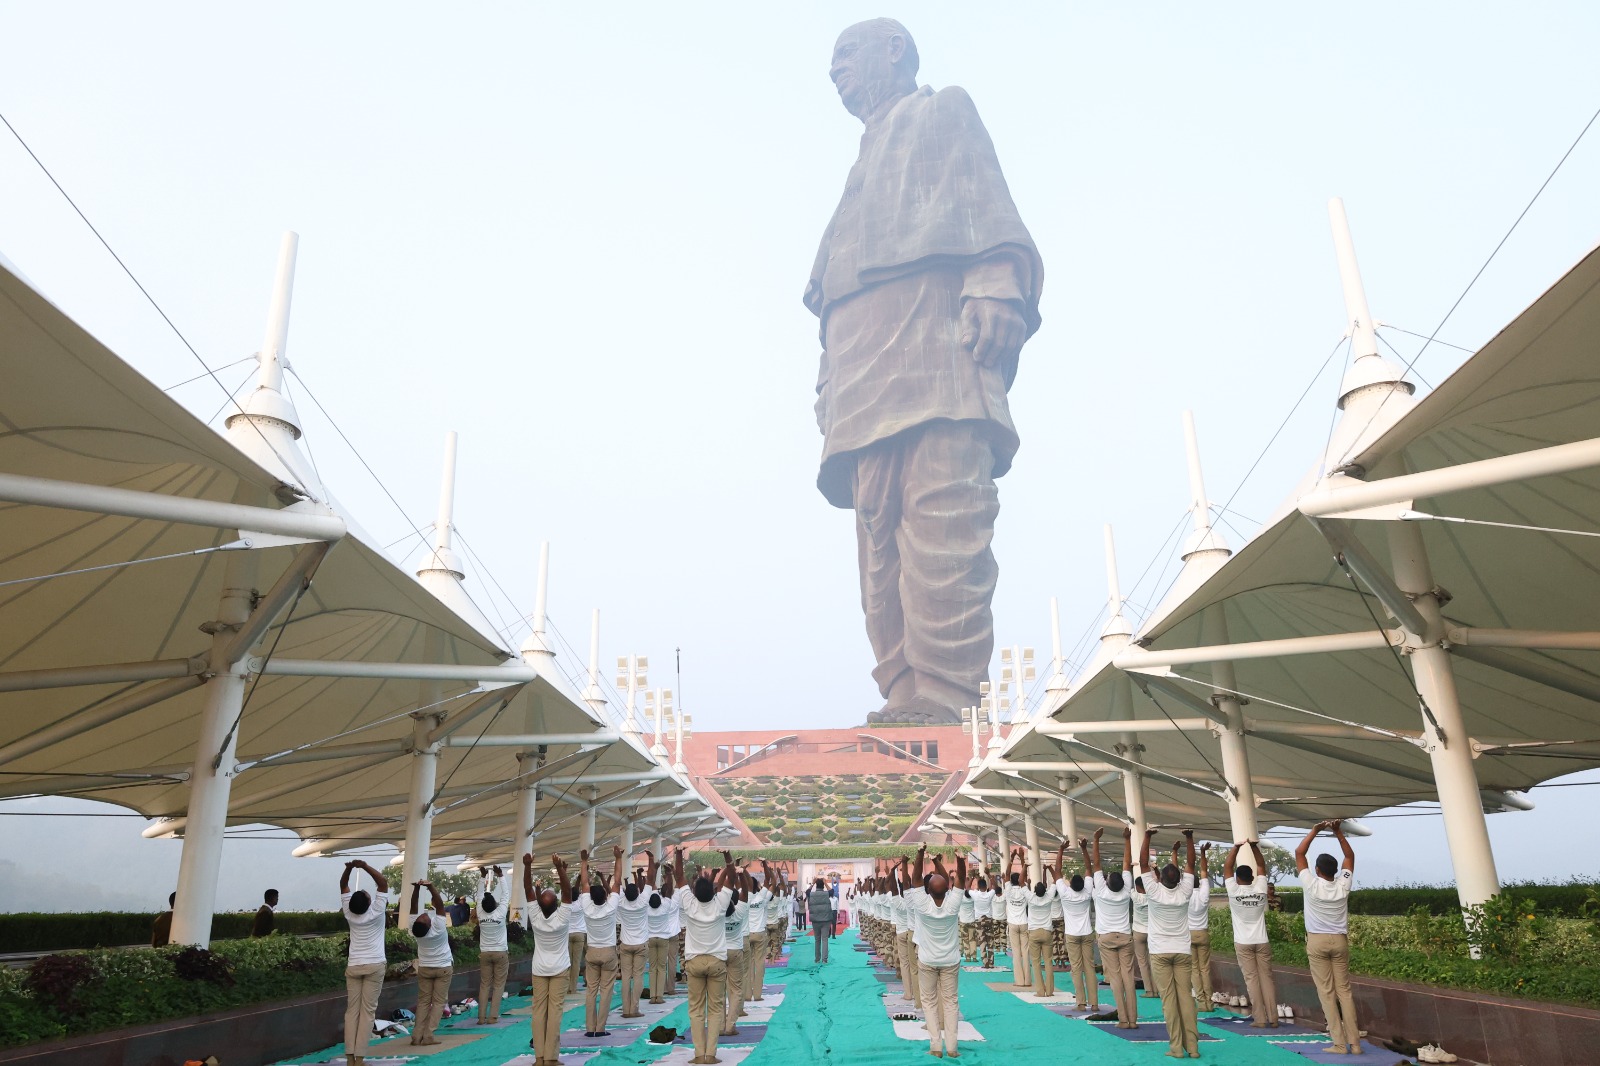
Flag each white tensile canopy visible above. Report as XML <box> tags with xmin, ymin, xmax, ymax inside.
<box><xmin>0</xmin><ymin>238</ymin><xmax>723</xmax><ymax>941</ymax></box>
<box><xmin>932</xmin><ymin>206</ymin><xmax>1600</xmax><ymax>908</ymax></box>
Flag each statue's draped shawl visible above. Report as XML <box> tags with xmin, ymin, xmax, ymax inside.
<box><xmin>805</xmin><ymin>84</ymin><xmax>1045</xmax><ymax>380</ymax></box>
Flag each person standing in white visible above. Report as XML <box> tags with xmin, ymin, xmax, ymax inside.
<box><xmin>566</xmin><ymin>879</ymin><xmax>587</xmax><ymax>996</ymax></box>
<box><xmin>721</xmin><ymin>872</ymin><xmax>751</xmax><ymax>1037</ymax></box>
<box><xmin>474</xmin><ymin>865</ymin><xmax>510</xmax><ymax>1025</ymax></box>
<box><xmin>578</xmin><ymin>846</ymin><xmax>623</xmax><ymax>1037</ymax></box>
<box><xmin>1089</xmin><ymin>828</ymin><xmax>1137</xmax><ymax>1029</ymax></box>
<box><xmin>1055</xmin><ymin>839</ymin><xmax>1097</xmax><ymax>1011</ymax></box>
<box><xmin>1024</xmin><ymin>860</ymin><xmax>1060</xmax><ymax>998</ymax></box>
<box><xmin>1296</xmin><ymin>820</ymin><xmax>1359</xmax><ymax>1055</ymax></box>
<box><xmin>1135</xmin><ymin>828</ymin><xmax>1199</xmax><ymax>1060</ymax></box>
<box><xmin>745</xmin><ymin>860</ymin><xmax>775</xmax><ymax>1002</ymax></box>
<box><xmin>1188</xmin><ymin>843</ymin><xmax>1215</xmax><ymax>1013</ymax></box>
<box><xmin>522</xmin><ymin>853</ymin><xmax>576</xmax><ymax>1066</ymax></box>
<box><xmin>616</xmin><ymin>862</ymin><xmax>652</xmax><ymax>1018</ymax></box>
<box><xmin>407</xmin><ymin>880</ymin><xmax>454</xmax><ymax>1047</ymax></box>
<box><xmin>677</xmin><ymin>848</ymin><xmax>738</xmax><ymax>1066</ymax></box>
<box><xmin>645</xmin><ymin>851</ymin><xmax>679</xmax><ymax>1004</ymax></box>
<box><xmin>1002</xmin><ymin>849</ymin><xmax>1032</xmax><ymax>987</ymax></box>
<box><xmin>898</xmin><ymin>847</ymin><xmax>966</xmax><ymax>1059</ymax></box>
<box><xmin>1224</xmin><ymin>840</ymin><xmax>1278</xmax><ymax>1028</ymax></box>
<box><xmin>338</xmin><ymin>859</ymin><xmax>388</xmax><ymax>1066</ymax></box>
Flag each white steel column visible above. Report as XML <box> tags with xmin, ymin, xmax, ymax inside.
<box><xmin>1057</xmin><ymin>774</ymin><xmax>1080</xmax><ymax>843</ymax></box>
<box><xmin>1102</xmin><ymin>525</ymin><xmax>1145</xmax><ymax>839</ymax></box>
<box><xmin>511</xmin><ymin>756</ymin><xmax>539</xmax><ymax>913</ymax></box>
<box><xmin>1204</xmin><ymin>608</ymin><xmax>1259</xmax><ymax>843</ymax></box>
<box><xmin>583</xmin><ymin>609</ymin><xmax>607</xmax><ymax>721</ymax></box>
<box><xmin>622</xmin><ymin>821</ymin><xmax>635</xmax><ymax>868</ymax></box>
<box><xmin>400</xmin><ymin>710</ymin><xmax>442</xmax><ymax>925</ymax></box>
<box><xmin>996</xmin><ymin>823</ymin><xmax>1010</xmax><ymax>872</ymax></box>
<box><xmin>1389</xmin><ymin>521</ymin><xmax>1500</xmax><ymax>908</ymax></box>
<box><xmin>580</xmin><ymin>785</ymin><xmax>599</xmax><ymax>853</ymax></box>
<box><xmin>169</xmin><ymin>552</ymin><xmax>258</xmax><ymax>946</ymax></box>
<box><xmin>1023</xmin><ymin>810</ymin><xmax>1041</xmax><ymax>883</ymax></box>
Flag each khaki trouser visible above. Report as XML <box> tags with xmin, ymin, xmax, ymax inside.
<box><xmin>672</xmin><ymin>929</ymin><xmax>684</xmax><ymax>994</ymax></box>
<box><xmin>959</xmin><ymin>919</ymin><xmax>977</xmax><ymax>962</ymax></box>
<box><xmin>1007</xmin><ymin>922</ymin><xmax>1030</xmax><ymax>984</ymax></box>
<box><xmin>618</xmin><ymin>941</ymin><xmax>648</xmax><ymax>1015</ymax></box>
<box><xmin>723</xmin><ymin>947</ymin><xmax>746</xmax><ymax>1033</ymax></box>
<box><xmin>648</xmin><ymin>936</ymin><xmax>671</xmax><ymax>1002</ymax></box>
<box><xmin>567</xmin><ymin>932</ymin><xmax>586</xmax><ymax>994</ymax></box>
<box><xmin>978</xmin><ymin>916</ymin><xmax>997</xmax><ymax>968</ymax></box>
<box><xmin>745</xmin><ymin>930</ymin><xmax>769</xmax><ymax>999</ymax></box>
<box><xmin>584</xmin><ymin>944</ymin><xmax>618</xmax><ymax>1032</ymax></box>
<box><xmin>1028</xmin><ymin>927</ymin><xmax>1055</xmax><ymax>996</ymax></box>
<box><xmin>1098</xmin><ymin>931</ymin><xmax>1138</xmax><ymax>1026</ymax></box>
<box><xmin>1236</xmin><ymin>940</ymin><xmax>1279</xmax><ymax>1026</ymax></box>
<box><xmin>768</xmin><ymin>920</ymin><xmax>785</xmax><ymax>958</ymax></box>
<box><xmin>529</xmin><ymin>972</ymin><xmax>565</xmax><ymax>1062</ymax></box>
<box><xmin>477</xmin><ymin>950</ymin><xmax>509</xmax><ymax>1022</ymax></box>
<box><xmin>1133</xmin><ymin>930</ymin><xmax>1153</xmax><ymax>994</ymax></box>
<box><xmin>343</xmin><ymin>962</ymin><xmax>385</xmax><ymax>1055</ymax></box>
<box><xmin>1190</xmin><ymin>927</ymin><xmax>1213</xmax><ymax>1007</ymax></box>
<box><xmin>1151</xmin><ymin>952</ymin><xmax>1200</xmax><ymax>1057</ymax></box>
<box><xmin>685</xmin><ymin>953</ymin><xmax>727</xmax><ymax>1063</ymax></box>
<box><xmin>414</xmin><ymin>965</ymin><xmax>452</xmax><ymax>1043</ymax></box>
<box><xmin>1307</xmin><ymin>932</ymin><xmax>1359</xmax><ymax>1047</ymax></box>
<box><xmin>1064</xmin><ymin>932</ymin><xmax>1097</xmax><ymax>1008</ymax></box>
<box><xmin>918</xmin><ymin>962</ymin><xmax>961</xmax><ymax>1055</ymax></box>
<box><xmin>896</xmin><ymin>929</ymin><xmax>921</xmax><ymax>1003</ymax></box>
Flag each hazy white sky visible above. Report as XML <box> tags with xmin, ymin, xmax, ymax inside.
<box><xmin>2</xmin><ymin>3</ymin><xmax>1598</xmax><ymax>910</ymax></box>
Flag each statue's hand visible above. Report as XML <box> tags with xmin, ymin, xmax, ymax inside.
<box><xmin>960</xmin><ymin>297</ymin><xmax>1026</xmax><ymax>368</ymax></box>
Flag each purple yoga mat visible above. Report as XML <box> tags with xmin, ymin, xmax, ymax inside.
<box><xmin>1089</xmin><ymin>1022</ymin><xmax>1219</xmax><ymax>1043</ymax></box>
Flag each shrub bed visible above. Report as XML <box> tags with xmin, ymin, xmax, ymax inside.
<box><xmin>0</xmin><ymin>925</ymin><xmax>514</xmax><ymax>1048</ymax></box>
<box><xmin>1262</xmin><ymin>881</ymin><xmax>1596</xmax><ymax>917</ymax></box>
<box><xmin>0</xmin><ymin>910</ymin><xmax>346</xmax><ymax>953</ymax></box>
<box><xmin>1208</xmin><ymin>891</ymin><xmax>1600</xmax><ymax>1009</ymax></box>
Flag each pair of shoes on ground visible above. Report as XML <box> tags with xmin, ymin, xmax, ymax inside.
<box><xmin>1416</xmin><ymin>1045</ymin><xmax>1459</xmax><ymax>1063</ymax></box>
<box><xmin>583</xmin><ymin>1029</ymin><xmax>611</xmax><ymax>1038</ymax></box>
<box><xmin>1276</xmin><ymin>1004</ymin><xmax>1295</xmax><ymax>1020</ymax></box>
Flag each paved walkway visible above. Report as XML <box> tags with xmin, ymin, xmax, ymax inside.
<box><xmin>276</xmin><ymin>931</ymin><xmax>1407</xmax><ymax>1066</ymax></box>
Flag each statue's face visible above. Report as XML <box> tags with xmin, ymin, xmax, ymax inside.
<box><xmin>830</xmin><ymin>24</ymin><xmax>900</xmax><ymax>119</ymax></box>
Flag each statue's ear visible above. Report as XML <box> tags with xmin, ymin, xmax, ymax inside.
<box><xmin>886</xmin><ymin>33</ymin><xmax>907</xmax><ymax>66</ymax></box>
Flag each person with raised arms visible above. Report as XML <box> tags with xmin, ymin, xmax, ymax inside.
<box><xmin>1224</xmin><ymin>839</ymin><xmax>1278</xmax><ymax>1028</ymax></box>
<box><xmin>644</xmin><ymin>851</ymin><xmax>680</xmax><ymax>1004</ymax></box>
<box><xmin>1297</xmin><ymin>819</ymin><xmax>1359</xmax><ymax>1055</ymax></box>
<box><xmin>578</xmin><ymin>846</ymin><xmax>623</xmax><ymax>1038</ymax></box>
<box><xmin>1025</xmin><ymin>854</ymin><xmax>1061</xmax><ymax>997</ymax></box>
<box><xmin>474</xmin><ymin>865</ymin><xmax>510</xmax><ymax>1026</ymax></box>
<box><xmin>967</xmin><ymin>869</ymin><xmax>997</xmax><ymax>969</ymax></box>
<box><xmin>407</xmin><ymin>878</ymin><xmax>453</xmax><ymax>1047</ymax></box>
<box><xmin>522</xmin><ymin>853</ymin><xmax>575</xmax><ymax>1066</ymax></box>
<box><xmin>899</xmin><ymin>846</ymin><xmax>967</xmax><ymax>1058</ymax></box>
<box><xmin>615</xmin><ymin>859</ymin><xmax>651</xmax><ymax>1018</ymax></box>
<box><xmin>744</xmin><ymin>857</ymin><xmax>775</xmax><ymax>1002</ymax></box>
<box><xmin>1188</xmin><ymin>843</ymin><xmax>1215</xmax><ymax>1013</ymax></box>
<box><xmin>1055</xmin><ymin>839</ymin><xmax>1097</xmax><ymax>1012</ymax></box>
<box><xmin>339</xmin><ymin>859</ymin><xmax>389</xmax><ymax>1066</ymax></box>
<box><xmin>676</xmin><ymin>847</ymin><xmax>738</xmax><ymax>1065</ymax></box>
<box><xmin>1089</xmin><ymin>828</ymin><xmax>1137</xmax><ymax>1029</ymax></box>
<box><xmin>722</xmin><ymin>867</ymin><xmax>752</xmax><ymax>1037</ymax></box>
<box><xmin>1136</xmin><ymin>828</ymin><xmax>1199</xmax><ymax>1060</ymax></box>
<box><xmin>1003</xmin><ymin>847</ymin><xmax>1032</xmax><ymax>987</ymax></box>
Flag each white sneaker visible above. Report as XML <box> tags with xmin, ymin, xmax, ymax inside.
<box><xmin>1417</xmin><ymin>1044</ymin><xmax>1440</xmax><ymax>1063</ymax></box>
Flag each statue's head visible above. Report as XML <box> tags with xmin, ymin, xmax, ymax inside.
<box><xmin>830</xmin><ymin>18</ymin><xmax>919</xmax><ymax>120</ymax></box>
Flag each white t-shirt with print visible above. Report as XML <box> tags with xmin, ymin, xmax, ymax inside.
<box><xmin>342</xmin><ymin>890</ymin><xmax>388</xmax><ymax>967</ymax></box>
<box><xmin>1133</xmin><ymin>865</ymin><xmax>1194</xmax><ymax>956</ymax></box>
<box><xmin>527</xmin><ymin>903</ymin><xmax>571</xmax><ymax>977</ymax></box>
<box><xmin>1225</xmin><ymin>877</ymin><xmax>1270</xmax><ymax>945</ymax></box>
<box><xmin>1299</xmin><ymin>867</ymin><xmax>1354</xmax><ymax>935</ymax></box>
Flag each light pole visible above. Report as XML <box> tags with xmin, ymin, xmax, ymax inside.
<box><xmin>962</xmin><ymin>704</ymin><xmax>989</xmax><ymax>768</ymax></box>
<box><xmin>673</xmin><ymin>710</ymin><xmax>692</xmax><ymax>776</ymax></box>
<box><xmin>644</xmin><ymin>687</ymin><xmax>674</xmax><ymax>761</ymax></box>
<box><xmin>615</xmin><ymin>655</ymin><xmax>648</xmax><ymax>738</ymax></box>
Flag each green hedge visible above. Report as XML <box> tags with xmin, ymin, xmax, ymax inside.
<box><xmin>0</xmin><ymin>924</ymin><xmax>518</xmax><ymax>1048</ymax></box>
<box><xmin>1208</xmin><ymin>893</ymin><xmax>1600</xmax><ymax>1009</ymax></box>
<box><xmin>0</xmin><ymin>911</ymin><xmax>346</xmax><ymax>953</ymax></box>
<box><xmin>1263</xmin><ymin>882</ymin><xmax>1597</xmax><ymax>917</ymax></box>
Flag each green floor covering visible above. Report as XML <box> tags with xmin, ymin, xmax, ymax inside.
<box><xmin>274</xmin><ymin>932</ymin><xmax>1355</xmax><ymax>1066</ymax></box>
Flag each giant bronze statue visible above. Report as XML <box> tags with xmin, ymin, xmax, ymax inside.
<box><xmin>807</xmin><ymin>19</ymin><xmax>1043</xmax><ymax>725</ymax></box>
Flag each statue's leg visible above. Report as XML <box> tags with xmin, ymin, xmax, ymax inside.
<box><xmin>853</xmin><ymin>442</ymin><xmax>913</xmax><ymax>714</ymax></box>
<box><xmin>894</xmin><ymin>421</ymin><xmax>998</xmax><ymax>724</ymax></box>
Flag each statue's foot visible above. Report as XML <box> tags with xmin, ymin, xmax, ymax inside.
<box><xmin>871</xmin><ymin>696</ymin><xmax>959</xmax><ymax>726</ymax></box>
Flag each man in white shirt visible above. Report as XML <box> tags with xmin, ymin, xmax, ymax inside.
<box><xmin>745</xmin><ymin>860</ymin><xmax>775</xmax><ymax>1002</ymax></box>
<box><xmin>899</xmin><ymin>847</ymin><xmax>966</xmax><ymax>1058</ymax></box>
<box><xmin>522</xmin><ymin>852</ymin><xmax>576</xmax><ymax>1066</ymax></box>
<box><xmin>1224</xmin><ymin>839</ymin><xmax>1278</xmax><ymax>1028</ymax></box>
<box><xmin>578</xmin><ymin>847</ymin><xmax>623</xmax><ymax>1037</ymax></box>
<box><xmin>1089</xmin><ymin>828</ymin><xmax>1137</xmax><ymax>1028</ymax></box>
<box><xmin>1296</xmin><ymin>819</ymin><xmax>1358</xmax><ymax>1055</ymax></box>
<box><xmin>1024</xmin><ymin>861</ymin><xmax>1060</xmax><ymax>997</ymax></box>
<box><xmin>1188</xmin><ymin>843</ymin><xmax>1215</xmax><ymax>1013</ymax></box>
<box><xmin>1055</xmin><ymin>839</ymin><xmax>1097</xmax><ymax>1011</ymax></box>
<box><xmin>645</xmin><ymin>852</ymin><xmax>679</xmax><ymax>1004</ymax></box>
<box><xmin>1135</xmin><ymin>828</ymin><xmax>1199</xmax><ymax>1060</ymax></box>
<box><xmin>889</xmin><ymin>868</ymin><xmax>920</xmax><ymax>1004</ymax></box>
<box><xmin>339</xmin><ymin>859</ymin><xmax>389</xmax><ymax>1066</ymax></box>
<box><xmin>407</xmin><ymin>880</ymin><xmax>454</xmax><ymax>1047</ymax></box>
<box><xmin>676</xmin><ymin>848</ymin><xmax>738</xmax><ymax>1065</ymax></box>
<box><xmin>722</xmin><ymin>873</ymin><xmax>751</xmax><ymax>1036</ymax></box>
<box><xmin>616</xmin><ymin>861</ymin><xmax>652</xmax><ymax>1018</ymax></box>
<box><xmin>1002</xmin><ymin>848</ymin><xmax>1032</xmax><ymax>987</ymax></box>
<box><xmin>1132</xmin><ymin>871</ymin><xmax>1154</xmax><ymax>1000</ymax></box>
<box><xmin>474</xmin><ymin>866</ymin><xmax>510</xmax><ymax>1025</ymax></box>
<box><xmin>956</xmin><ymin>873</ymin><xmax>977</xmax><ymax>963</ymax></box>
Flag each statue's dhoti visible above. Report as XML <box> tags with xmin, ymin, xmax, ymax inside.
<box><xmin>853</xmin><ymin>420</ymin><xmax>998</xmax><ymax>720</ymax></box>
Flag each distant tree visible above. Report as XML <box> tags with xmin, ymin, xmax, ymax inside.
<box><xmin>380</xmin><ymin>864</ymin><xmax>482</xmax><ymax>902</ymax></box>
